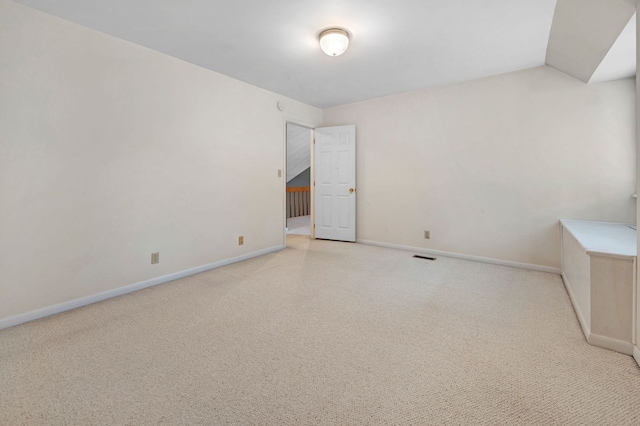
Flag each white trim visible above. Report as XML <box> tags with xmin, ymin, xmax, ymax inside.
<box><xmin>357</xmin><ymin>240</ymin><xmax>561</xmax><ymax>274</ymax></box>
<box><xmin>560</xmin><ymin>219</ymin><xmax>636</xmax><ymax>227</ymax></box>
<box><xmin>0</xmin><ymin>245</ymin><xmax>283</xmax><ymax>331</ymax></box>
<box><xmin>561</xmin><ymin>272</ymin><xmax>591</xmax><ymax>341</ymax></box>
<box><xmin>633</xmin><ymin>346</ymin><xmax>640</xmax><ymax>367</ymax></box>
<box><xmin>588</xmin><ymin>333</ymin><xmax>634</xmax><ymax>355</ymax></box>
<box><xmin>585</xmin><ymin>250</ymin><xmax>636</xmax><ymax>260</ymax></box>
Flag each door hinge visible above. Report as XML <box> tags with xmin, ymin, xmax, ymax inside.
<box><xmin>314</xmin><ymin>180</ymin><xmax>316</xmax><ymax>186</ymax></box>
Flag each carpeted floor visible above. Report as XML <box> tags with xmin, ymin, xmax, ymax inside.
<box><xmin>1</xmin><ymin>235</ymin><xmax>639</xmax><ymax>425</ymax></box>
<box><xmin>286</xmin><ymin>215</ymin><xmax>311</xmax><ymax>235</ymax></box>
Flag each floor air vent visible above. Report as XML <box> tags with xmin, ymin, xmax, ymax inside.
<box><xmin>413</xmin><ymin>255</ymin><xmax>436</xmax><ymax>261</ymax></box>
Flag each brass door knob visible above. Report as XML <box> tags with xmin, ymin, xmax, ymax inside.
<box><xmin>349</xmin><ymin>188</ymin><xmax>355</xmax><ymax>193</ymax></box>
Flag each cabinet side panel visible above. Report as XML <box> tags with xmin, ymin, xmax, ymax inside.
<box><xmin>591</xmin><ymin>256</ymin><xmax>634</xmax><ymax>342</ymax></box>
<box><xmin>562</xmin><ymin>227</ymin><xmax>591</xmax><ymax>330</ymax></box>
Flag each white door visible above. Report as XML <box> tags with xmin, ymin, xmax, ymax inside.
<box><xmin>314</xmin><ymin>125</ymin><xmax>356</xmax><ymax>242</ymax></box>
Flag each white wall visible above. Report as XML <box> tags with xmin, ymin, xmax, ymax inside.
<box><xmin>0</xmin><ymin>0</ymin><xmax>321</xmax><ymax>323</ymax></box>
<box><xmin>323</xmin><ymin>66</ymin><xmax>636</xmax><ymax>269</ymax></box>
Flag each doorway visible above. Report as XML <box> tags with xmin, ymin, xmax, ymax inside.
<box><xmin>285</xmin><ymin>123</ymin><xmax>313</xmax><ymax>237</ymax></box>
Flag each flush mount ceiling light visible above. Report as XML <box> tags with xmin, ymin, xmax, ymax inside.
<box><xmin>319</xmin><ymin>28</ymin><xmax>350</xmax><ymax>57</ymax></box>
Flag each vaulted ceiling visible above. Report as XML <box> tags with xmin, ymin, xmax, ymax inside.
<box><xmin>547</xmin><ymin>0</ymin><xmax>636</xmax><ymax>84</ymax></box>
<box><xmin>13</xmin><ymin>0</ymin><xmax>638</xmax><ymax>108</ymax></box>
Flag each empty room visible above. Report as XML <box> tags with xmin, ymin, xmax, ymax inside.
<box><xmin>2</xmin><ymin>0</ymin><xmax>640</xmax><ymax>424</ymax></box>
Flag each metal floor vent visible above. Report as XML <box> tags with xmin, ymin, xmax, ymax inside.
<box><xmin>413</xmin><ymin>254</ymin><xmax>437</xmax><ymax>261</ymax></box>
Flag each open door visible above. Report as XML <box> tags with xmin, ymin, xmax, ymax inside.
<box><xmin>314</xmin><ymin>125</ymin><xmax>356</xmax><ymax>242</ymax></box>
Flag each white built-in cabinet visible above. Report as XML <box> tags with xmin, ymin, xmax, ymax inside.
<box><xmin>560</xmin><ymin>220</ymin><xmax>636</xmax><ymax>355</ymax></box>
<box><xmin>636</xmin><ymin>255</ymin><xmax>640</xmax><ymax>365</ymax></box>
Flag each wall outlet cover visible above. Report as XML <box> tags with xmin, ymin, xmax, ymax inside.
<box><xmin>151</xmin><ymin>252</ymin><xmax>159</xmax><ymax>264</ymax></box>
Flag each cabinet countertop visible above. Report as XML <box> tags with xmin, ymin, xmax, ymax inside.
<box><xmin>560</xmin><ymin>220</ymin><xmax>637</xmax><ymax>259</ymax></box>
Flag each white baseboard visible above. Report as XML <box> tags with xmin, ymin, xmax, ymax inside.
<box><xmin>634</xmin><ymin>346</ymin><xmax>640</xmax><ymax>367</ymax></box>
<box><xmin>588</xmin><ymin>333</ymin><xmax>634</xmax><ymax>356</ymax></box>
<box><xmin>357</xmin><ymin>240</ymin><xmax>561</xmax><ymax>274</ymax></box>
<box><xmin>0</xmin><ymin>245</ymin><xmax>283</xmax><ymax>331</ymax></box>
<box><xmin>561</xmin><ymin>272</ymin><xmax>591</xmax><ymax>341</ymax></box>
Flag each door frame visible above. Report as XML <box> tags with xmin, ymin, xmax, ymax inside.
<box><xmin>283</xmin><ymin>118</ymin><xmax>316</xmax><ymax>246</ymax></box>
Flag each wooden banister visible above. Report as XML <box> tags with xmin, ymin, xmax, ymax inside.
<box><xmin>286</xmin><ymin>186</ymin><xmax>310</xmax><ymax>218</ymax></box>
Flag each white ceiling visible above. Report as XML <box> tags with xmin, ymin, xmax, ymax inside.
<box><xmin>546</xmin><ymin>0</ymin><xmax>636</xmax><ymax>84</ymax></box>
<box><xmin>286</xmin><ymin>124</ymin><xmax>311</xmax><ymax>183</ymax></box>
<box><xmin>590</xmin><ymin>14</ymin><xmax>636</xmax><ymax>84</ymax></box>
<box><xmin>15</xmin><ymin>0</ymin><xmax>559</xmax><ymax>108</ymax></box>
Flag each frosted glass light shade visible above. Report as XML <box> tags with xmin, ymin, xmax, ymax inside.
<box><xmin>319</xmin><ymin>29</ymin><xmax>349</xmax><ymax>56</ymax></box>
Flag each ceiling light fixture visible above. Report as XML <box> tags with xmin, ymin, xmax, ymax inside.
<box><xmin>319</xmin><ymin>28</ymin><xmax>350</xmax><ymax>57</ymax></box>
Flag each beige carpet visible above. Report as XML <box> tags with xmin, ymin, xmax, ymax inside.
<box><xmin>286</xmin><ymin>215</ymin><xmax>311</xmax><ymax>235</ymax></box>
<box><xmin>1</xmin><ymin>235</ymin><xmax>639</xmax><ymax>425</ymax></box>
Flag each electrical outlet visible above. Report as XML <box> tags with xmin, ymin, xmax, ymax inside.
<box><xmin>278</xmin><ymin>169</ymin><xmax>282</xmax><ymax>177</ymax></box>
<box><xmin>238</xmin><ymin>236</ymin><xmax>244</xmax><ymax>245</ymax></box>
<box><xmin>151</xmin><ymin>252</ymin><xmax>159</xmax><ymax>264</ymax></box>
<box><xmin>424</xmin><ymin>231</ymin><xmax>430</xmax><ymax>239</ymax></box>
